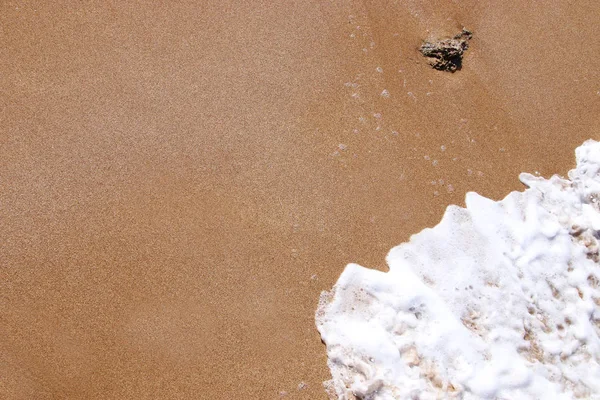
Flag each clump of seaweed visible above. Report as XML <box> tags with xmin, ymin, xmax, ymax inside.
<box><xmin>420</xmin><ymin>29</ymin><xmax>472</xmax><ymax>72</ymax></box>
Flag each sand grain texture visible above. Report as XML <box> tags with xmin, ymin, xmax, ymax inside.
<box><xmin>1</xmin><ymin>0</ymin><xmax>599</xmax><ymax>399</ymax></box>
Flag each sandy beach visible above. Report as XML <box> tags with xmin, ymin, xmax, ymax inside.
<box><xmin>2</xmin><ymin>0</ymin><xmax>599</xmax><ymax>398</ymax></box>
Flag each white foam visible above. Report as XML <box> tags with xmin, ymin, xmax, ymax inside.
<box><xmin>316</xmin><ymin>140</ymin><xmax>600</xmax><ymax>399</ymax></box>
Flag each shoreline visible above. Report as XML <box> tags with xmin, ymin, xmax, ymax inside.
<box><xmin>1</xmin><ymin>1</ymin><xmax>599</xmax><ymax>398</ymax></box>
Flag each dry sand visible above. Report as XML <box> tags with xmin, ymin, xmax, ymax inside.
<box><xmin>1</xmin><ymin>0</ymin><xmax>599</xmax><ymax>399</ymax></box>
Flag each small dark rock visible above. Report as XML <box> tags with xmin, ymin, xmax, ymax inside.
<box><xmin>420</xmin><ymin>29</ymin><xmax>472</xmax><ymax>72</ymax></box>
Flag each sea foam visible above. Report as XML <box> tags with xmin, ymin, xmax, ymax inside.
<box><xmin>316</xmin><ymin>140</ymin><xmax>600</xmax><ymax>399</ymax></box>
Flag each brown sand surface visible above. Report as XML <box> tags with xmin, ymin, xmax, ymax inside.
<box><xmin>1</xmin><ymin>0</ymin><xmax>599</xmax><ymax>398</ymax></box>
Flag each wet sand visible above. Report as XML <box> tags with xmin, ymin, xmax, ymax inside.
<box><xmin>1</xmin><ymin>1</ymin><xmax>599</xmax><ymax>398</ymax></box>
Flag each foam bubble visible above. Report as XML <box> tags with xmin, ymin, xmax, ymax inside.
<box><xmin>316</xmin><ymin>140</ymin><xmax>600</xmax><ymax>399</ymax></box>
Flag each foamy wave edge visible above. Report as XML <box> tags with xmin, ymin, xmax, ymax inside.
<box><xmin>316</xmin><ymin>140</ymin><xmax>600</xmax><ymax>400</ymax></box>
